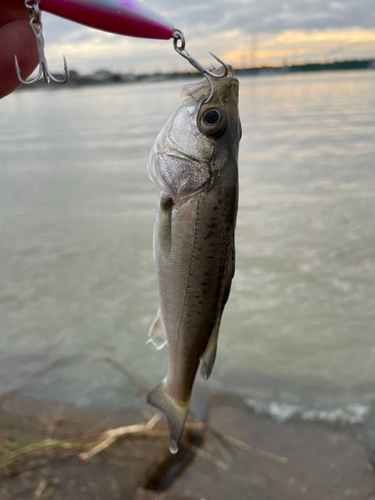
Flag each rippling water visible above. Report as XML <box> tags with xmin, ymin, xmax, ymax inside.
<box><xmin>1</xmin><ymin>70</ymin><xmax>375</xmax><ymax>422</ymax></box>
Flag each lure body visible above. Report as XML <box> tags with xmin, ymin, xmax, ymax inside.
<box><xmin>40</xmin><ymin>0</ymin><xmax>174</xmax><ymax>39</ymax></box>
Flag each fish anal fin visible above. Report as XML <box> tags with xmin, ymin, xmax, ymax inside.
<box><xmin>200</xmin><ymin>321</ymin><xmax>219</xmax><ymax>381</ymax></box>
<box><xmin>152</xmin><ymin>221</ymin><xmax>156</xmax><ymax>260</ymax></box>
<box><xmin>147</xmin><ymin>308</ymin><xmax>167</xmax><ymax>350</ymax></box>
<box><xmin>222</xmin><ymin>236</ymin><xmax>235</xmax><ymax>305</ymax></box>
<box><xmin>147</xmin><ymin>382</ymin><xmax>189</xmax><ymax>454</ymax></box>
<box><xmin>200</xmin><ymin>239</ymin><xmax>235</xmax><ymax>381</ymax></box>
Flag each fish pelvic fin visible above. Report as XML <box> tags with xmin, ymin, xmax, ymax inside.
<box><xmin>147</xmin><ymin>308</ymin><xmax>167</xmax><ymax>350</ymax></box>
<box><xmin>147</xmin><ymin>382</ymin><xmax>189</xmax><ymax>454</ymax></box>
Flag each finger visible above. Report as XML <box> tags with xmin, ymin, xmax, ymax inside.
<box><xmin>0</xmin><ymin>19</ymin><xmax>39</xmax><ymax>98</ymax></box>
<box><xmin>0</xmin><ymin>0</ymin><xmax>30</xmax><ymax>27</ymax></box>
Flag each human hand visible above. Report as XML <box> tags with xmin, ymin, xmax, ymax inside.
<box><xmin>0</xmin><ymin>0</ymin><xmax>39</xmax><ymax>98</ymax></box>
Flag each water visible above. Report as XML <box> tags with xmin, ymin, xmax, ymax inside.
<box><xmin>1</xmin><ymin>70</ymin><xmax>375</xmax><ymax>422</ymax></box>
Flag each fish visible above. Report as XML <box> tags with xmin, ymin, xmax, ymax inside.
<box><xmin>146</xmin><ymin>65</ymin><xmax>241</xmax><ymax>454</ymax></box>
<box><xmin>40</xmin><ymin>0</ymin><xmax>174</xmax><ymax>40</ymax></box>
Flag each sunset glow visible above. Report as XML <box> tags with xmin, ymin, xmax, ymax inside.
<box><xmin>222</xmin><ymin>28</ymin><xmax>375</xmax><ymax>68</ymax></box>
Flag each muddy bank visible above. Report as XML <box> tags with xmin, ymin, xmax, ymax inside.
<box><xmin>0</xmin><ymin>393</ymin><xmax>374</xmax><ymax>500</ymax></box>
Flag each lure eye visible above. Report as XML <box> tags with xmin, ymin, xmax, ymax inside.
<box><xmin>198</xmin><ymin>108</ymin><xmax>227</xmax><ymax>136</ymax></box>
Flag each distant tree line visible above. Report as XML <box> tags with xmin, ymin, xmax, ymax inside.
<box><xmin>16</xmin><ymin>59</ymin><xmax>375</xmax><ymax>90</ymax></box>
<box><xmin>289</xmin><ymin>59</ymin><xmax>374</xmax><ymax>72</ymax></box>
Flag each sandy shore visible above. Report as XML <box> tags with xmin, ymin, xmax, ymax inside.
<box><xmin>0</xmin><ymin>393</ymin><xmax>374</xmax><ymax>500</ymax></box>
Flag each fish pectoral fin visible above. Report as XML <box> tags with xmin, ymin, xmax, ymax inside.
<box><xmin>200</xmin><ymin>321</ymin><xmax>220</xmax><ymax>381</ymax></box>
<box><xmin>147</xmin><ymin>308</ymin><xmax>167</xmax><ymax>350</ymax></box>
<box><xmin>147</xmin><ymin>382</ymin><xmax>189</xmax><ymax>454</ymax></box>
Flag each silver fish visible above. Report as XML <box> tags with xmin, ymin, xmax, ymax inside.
<box><xmin>147</xmin><ymin>66</ymin><xmax>241</xmax><ymax>453</ymax></box>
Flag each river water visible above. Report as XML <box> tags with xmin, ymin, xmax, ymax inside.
<box><xmin>1</xmin><ymin>70</ymin><xmax>375</xmax><ymax>423</ymax></box>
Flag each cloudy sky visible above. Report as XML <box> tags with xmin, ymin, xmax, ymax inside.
<box><xmin>40</xmin><ymin>0</ymin><xmax>375</xmax><ymax>74</ymax></box>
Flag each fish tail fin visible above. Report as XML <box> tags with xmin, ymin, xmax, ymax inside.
<box><xmin>147</xmin><ymin>382</ymin><xmax>189</xmax><ymax>454</ymax></box>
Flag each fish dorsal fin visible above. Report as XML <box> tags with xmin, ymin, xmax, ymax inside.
<box><xmin>147</xmin><ymin>308</ymin><xmax>168</xmax><ymax>350</ymax></box>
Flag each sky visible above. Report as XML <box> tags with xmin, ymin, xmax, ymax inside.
<box><xmin>40</xmin><ymin>0</ymin><xmax>375</xmax><ymax>74</ymax></box>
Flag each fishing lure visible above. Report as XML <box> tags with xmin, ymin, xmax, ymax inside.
<box><xmin>15</xmin><ymin>0</ymin><xmax>173</xmax><ymax>85</ymax></box>
<box><xmin>40</xmin><ymin>0</ymin><xmax>174</xmax><ymax>40</ymax></box>
<box><xmin>15</xmin><ymin>1</ymin><xmax>228</xmax><ymax>102</ymax></box>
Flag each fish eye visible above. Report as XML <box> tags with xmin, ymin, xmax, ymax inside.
<box><xmin>204</xmin><ymin>110</ymin><xmax>220</xmax><ymax>125</ymax></box>
<box><xmin>198</xmin><ymin>108</ymin><xmax>227</xmax><ymax>136</ymax></box>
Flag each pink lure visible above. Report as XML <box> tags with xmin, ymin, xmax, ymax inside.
<box><xmin>40</xmin><ymin>0</ymin><xmax>174</xmax><ymax>40</ymax></box>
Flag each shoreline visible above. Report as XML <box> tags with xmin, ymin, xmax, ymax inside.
<box><xmin>1</xmin><ymin>393</ymin><xmax>374</xmax><ymax>500</ymax></box>
<box><xmin>15</xmin><ymin>59</ymin><xmax>375</xmax><ymax>90</ymax></box>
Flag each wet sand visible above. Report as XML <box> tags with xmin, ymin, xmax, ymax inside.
<box><xmin>1</xmin><ymin>393</ymin><xmax>374</xmax><ymax>500</ymax></box>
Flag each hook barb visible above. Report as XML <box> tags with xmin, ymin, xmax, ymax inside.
<box><xmin>203</xmin><ymin>74</ymin><xmax>214</xmax><ymax>104</ymax></box>
<box><xmin>14</xmin><ymin>54</ymin><xmax>42</xmax><ymax>85</ymax></box>
<box><xmin>47</xmin><ymin>55</ymin><xmax>69</xmax><ymax>84</ymax></box>
<box><xmin>207</xmin><ymin>52</ymin><xmax>228</xmax><ymax>78</ymax></box>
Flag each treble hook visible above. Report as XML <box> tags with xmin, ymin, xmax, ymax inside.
<box><xmin>14</xmin><ymin>0</ymin><xmax>69</xmax><ymax>85</ymax></box>
<box><xmin>172</xmin><ymin>28</ymin><xmax>228</xmax><ymax>104</ymax></box>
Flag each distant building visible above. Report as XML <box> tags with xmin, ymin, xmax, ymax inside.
<box><xmin>92</xmin><ymin>70</ymin><xmax>112</xmax><ymax>82</ymax></box>
<box><xmin>121</xmin><ymin>74</ymin><xmax>137</xmax><ymax>83</ymax></box>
